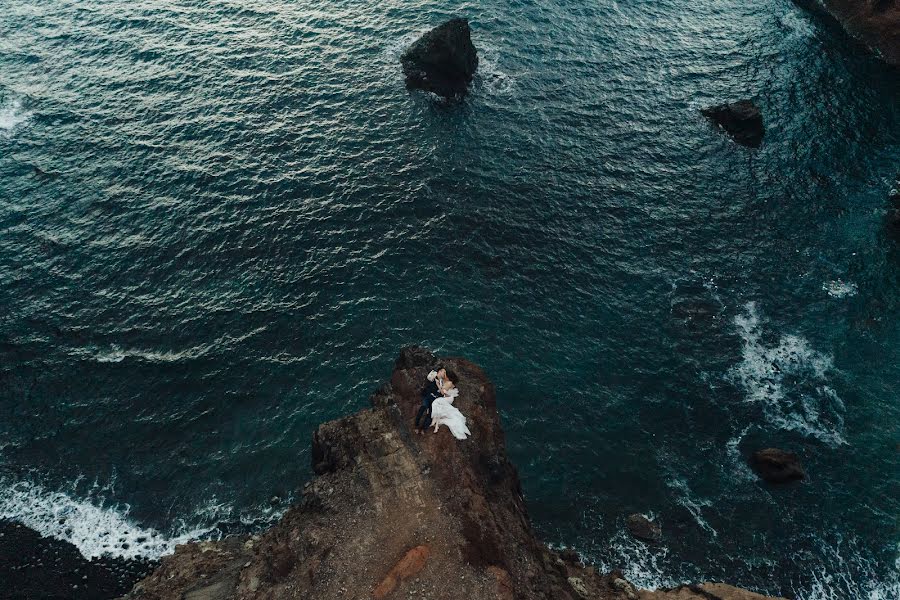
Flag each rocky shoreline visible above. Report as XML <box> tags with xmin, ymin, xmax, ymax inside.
<box><xmin>798</xmin><ymin>0</ymin><xmax>900</xmax><ymax>65</ymax></box>
<box><xmin>116</xmin><ymin>348</ymin><xmax>784</xmax><ymax>600</ymax></box>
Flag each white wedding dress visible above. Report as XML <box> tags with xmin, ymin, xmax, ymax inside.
<box><xmin>430</xmin><ymin>387</ymin><xmax>470</xmax><ymax>440</ymax></box>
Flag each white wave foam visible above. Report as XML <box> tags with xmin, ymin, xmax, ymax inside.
<box><xmin>729</xmin><ymin>302</ymin><xmax>846</xmax><ymax>446</ymax></box>
<box><xmin>778</xmin><ymin>9</ymin><xmax>816</xmax><ymax>39</ymax></box>
<box><xmin>475</xmin><ymin>45</ymin><xmax>516</xmax><ymax>96</ymax></box>
<box><xmin>666</xmin><ymin>477</ymin><xmax>717</xmax><ymax>538</ymax></box>
<box><xmin>792</xmin><ymin>536</ymin><xmax>900</xmax><ymax>600</ymax></box>
<box><xmin>725</xmin><ymin>426</ymin><xmax>757</xmax><ymax>483</ymax></box>
<box><xmin>90</xmin><ymin>344</ymin><xmax>194</xmax><ymax>364</ymax></box>
<box><xmin>82</xmin><ymin>328</ymin><xmax>268</xmax><ymax>364</ymax></box>
<box><xmin>0</xmin><ymin>98</ymin><xmax>31</xmax><ymax>136</ymax></box>
<box><xmin>822</xmin><ymin>280</ymin><xmax>858</xmax><ymax>299</ymax></box>
<box><xmin>0</xmin><ymin>478</ymin><xmax>220</xmax><ymax>560</ymax></box>
<box><xmin>589</xmin><ymin>527</ymin><xmax>681</xmax><ymax>590</ymax></box>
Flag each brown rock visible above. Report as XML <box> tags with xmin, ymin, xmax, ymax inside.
<box><xmin>486</xmin><ymin>565</ymin><xmax>514</xmax><ymax>600</ymax></box>
<box><xmin>639</xmin><ymin>582</ymin><xmax>787</xmax><ymax>600</ymax></box>
<box><xmin>120</xmin><ymin>348</ymin><xmax>789</xmax><ymax>600</ymax></box>
<box><xmin>626</xmin><ymin>514</ymin><xmax>662</xmax><ymax>542</ymax></box>
<box><xmin>750</xmin><ymin>448</ymin><xmax>806</xmax><ymax>483</ymax></box>
<box><xmin>373</xmin><ymin>545</ymin><xmax>431</xmax><ymax>599</ymax></box>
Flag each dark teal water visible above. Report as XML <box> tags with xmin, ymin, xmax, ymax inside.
<box><xmin>1</xmin><ymin>1</ymin><xmax>898</xmax><ymax>597</ymax></box>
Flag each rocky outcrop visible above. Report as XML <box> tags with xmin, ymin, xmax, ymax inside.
<box><xmin>626</xmin><ymin>514</ymin><xmax>662</xmax><ymax>542</ymax></box>
<box><xmin>701</xmin><ymin>101</ymin><xmax>765</xmax><ymax>148</ymax></box>
<box><xmin>750</xmin><ymin>448</ymin><xmax>806</xmax><ymax>483</ymax></box>
<box><xmin>122</xmin><ymin>349</ymin><xmax>786</xmax><ymax>600</ymax></box>
<box><xmin>797</xmin><ymin>0</ymin><xmax>900</xmax><ymax>66</ymax></box>
<box><xmin>401</xmin><ymin>18</ymin><xmax>478</xmax><ymax>98</ymax></box>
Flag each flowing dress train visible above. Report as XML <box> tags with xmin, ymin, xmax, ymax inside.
<box><xmin>430</xmin><ymin>388</ymin><xmax>470</xmax><ymax>440</ymax></box>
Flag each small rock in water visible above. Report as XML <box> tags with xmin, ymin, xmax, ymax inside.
<box><xmin>400</xmin><ymin>18</ymin><xmax>478</xmax><ymax>99</ymax></box>
<box><xmin>701</xmin><ymin>99</ymin><xmax>765</xmax><ymax>148</ymax></box>
<box><xmin>625</xmin><ymin>513</ymin><xmax>662</xmax><ymax>541</ymax></box>
<box><xmin>750</xmin><ymin>448</ymin><xmax>805</xmax><ymax>483</ymax></box>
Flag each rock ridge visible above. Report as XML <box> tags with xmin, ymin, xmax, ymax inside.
<box><xmin>121</xmin><ymin>348</ymin><xmax>785</xmax><ymax>600</ymax></box>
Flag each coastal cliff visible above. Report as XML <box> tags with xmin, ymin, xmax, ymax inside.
<box><xmin>802</xmin><ymin>0</ymin><xmax>900</xmax><ymax>65</ymax></box>
<box><xmin>121</xmin><ymin>349</ymin><xmax>783</xmax><ymax>600</ymax></box>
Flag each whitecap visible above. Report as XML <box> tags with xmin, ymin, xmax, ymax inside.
<box><xmin>90</xmin><ymin>344</ymin><xmax>193</xmax><ymax>364</ymax></box>
<box><xmin>822</xmin><ymin>280</ymin><xmax>858</xmax><ymax>299</ymax></box>
<box><xmin>0</xmin><ymin>478</ymin><xmax>221</xmax><ymax>560</ymax></box>
<box><xmin>0</xmin><ymin>98</ymin><xmax>32</xmax><ymax>136</ymax></box>
<box><xmin>83</xmin><ymin>328</ymin><xmax>267</xmax><ymax>364</ymax></box>
<box><xmin>728</xmin><ymin>302</ymin><xmax>846</xmax><ymax>446</ymax></box>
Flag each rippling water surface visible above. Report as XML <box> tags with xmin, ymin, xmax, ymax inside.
<box><xmin>1</xmin><ymin>1</ymin><xmax>898</xmax><ymax>597</ymax></box>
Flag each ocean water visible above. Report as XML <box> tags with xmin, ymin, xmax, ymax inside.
<box><xmin>1</xmin><ymin>1</ymin><xmax>898</xmax><ymax>598</ymax></box>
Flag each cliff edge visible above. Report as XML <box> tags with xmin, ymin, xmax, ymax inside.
<box><xmin>122</xmin><ymin>348</ymin><xmax>784</xmax><ymax>600</ymax></box>
<box><xmin>803</xmin><ymin>0</ymin><xmax>900</xmax><ymax>65</ymax></box>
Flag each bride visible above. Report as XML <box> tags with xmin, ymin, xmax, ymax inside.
<box><xmin>430</xmin><ymin>371</ymin><xmax>470</xmax><ymax>440</ymax></box>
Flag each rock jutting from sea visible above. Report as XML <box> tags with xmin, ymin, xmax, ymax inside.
<box><xmin>401</xmin><ymin>18</ymin><xmax>479</xmax><ymax>99</ymax></box>
<box><xmin>701</xmin><ymin>100</ymin><xmax>765</xmax><ymax>148</ymax></box>
<box><xmin>121</xmin><ymin>348</ymin><xmax>786</xmax><ymax>600</ymax></box>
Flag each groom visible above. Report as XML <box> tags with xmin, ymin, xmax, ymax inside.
<box><xmin>414</xmin><ymin>365</ymin><xmax>445</xmax><ymax>435</ymax></box>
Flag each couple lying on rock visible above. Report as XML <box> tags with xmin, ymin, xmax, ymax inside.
<box><xmin>413</xmin><ymin>366</ymin><xmax>471</xmax><ymax>440</ymax></box>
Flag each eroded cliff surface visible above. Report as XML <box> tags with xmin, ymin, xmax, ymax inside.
<box><xmin>121</xmin><ymin>349</ymin><xmax>784</xmax><ymax>600</ymax></box>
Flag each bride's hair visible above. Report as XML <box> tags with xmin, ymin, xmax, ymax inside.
<box><xmin>445</xmin><ymin>370</ymin><xmax>459</xmax><ymax>385</ymax></box>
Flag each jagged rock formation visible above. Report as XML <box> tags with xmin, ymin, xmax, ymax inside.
<box><xmin>122</xmin><ymin>349</ymin><xmax>786</xmax><ymax>600</ymax></box>
<box><xmin>626</xmin><ymin>514</ymin><xmax>662</xmax><ymax>542</ymax></box>
<box><xmin>797</xmin><ymin>0</ymin><xmax>900</xmax><ymax>65</ymax></box>
<box><xmin>750</xmin><ymin>448</ymin><xmax>806</xmax><ymax>484</ymax></box>
<box><xmin>701</xmin><ymin>101</ymin><xmax>765</xmax><ymax>148</ymax></box>
<box><xmin>401</xmin><ymin>18</ymin><xmax>478</xmax><ymax>98</ymax></box>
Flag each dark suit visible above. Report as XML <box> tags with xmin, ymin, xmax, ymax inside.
<box><xmin>415</xmin><ymin>378</ymin><xmax>441</xmax><ymax>430</ymax></box>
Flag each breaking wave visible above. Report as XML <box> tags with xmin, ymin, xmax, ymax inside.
<box><xmin>588</xmin><ymin>526</ymin><xmax>682</xmax><ymax>591</ymax></box>
<box><xmin>729</xmin><ymin>302</ymin><xmax>846</xmax><ymax>446</ymax></box>
<box><xmin>0</xmin><ymin>477</ymin><xmax>225</xmax><ymax>560</ymax></box>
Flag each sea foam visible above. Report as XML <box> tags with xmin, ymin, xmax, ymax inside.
<box><xmin>0</xmin><ymin>98</ymin><xmax>31</xmax><ymax>136</ymax></box>
<box><xmin>791</xmin><ymin>535</ymin><xmax>900</xmax><ymax>600</ymax></box>
<box><xmin>729</xmin><ymin>302</ymin><xmax>845</xmax><ymax>446</ymax></box>
<box><xmin>822</xmin><ymin>280</ymin><xmax>858</xmax><ymax>299</ymax></box>
<box><xmin>0</xmin><ymin>478</ymin><xmax>220</xmax><ymax>560</ymax></box>
<box><xmin>589</xmin><ymin>526</ymin><xmax>682</xmax><ymax>591</ymax></box>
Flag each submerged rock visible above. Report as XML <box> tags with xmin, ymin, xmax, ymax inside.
<box><xmin>626</xmin><ymin>513</ymin><xmax>662</xmax><ymax>542</ymax></box>
<box><xmin>701</xmin><ymin>100</ymin><xmax>765</xmax><ymax>148</ymax></box>
<box><xmin>401</xmin><ymin>18</ymin><xmax>478</xmax><ymax>98</ymax></box>
<box><xmin>750</xmin><ymin>448</ymin><xmax>806</xmax><ymax>483</ymax></box>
